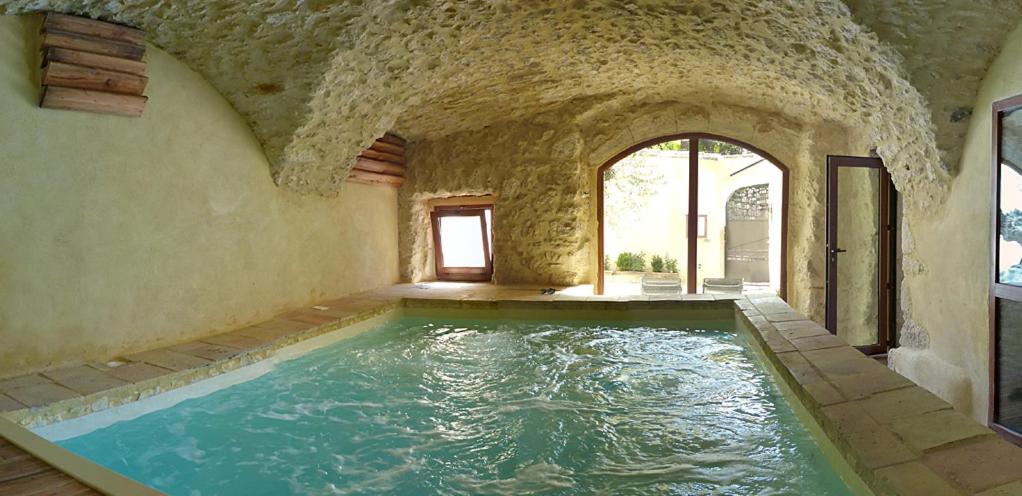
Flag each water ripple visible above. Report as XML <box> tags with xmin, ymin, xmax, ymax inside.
<box><xmin>60</xmin><ymin>318</ymin><xmax>851</xmax><ymax>496</ymax></box>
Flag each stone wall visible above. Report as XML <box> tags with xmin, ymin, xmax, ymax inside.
<box><xmin>1</xmin><ymin>1</ymin><xmax>978</xmax><ymax>201</ymax></box>
<box><xmin>400</xmin><ymin>98</ymin><xmax>868</xmax><ymax>321</ymax></box>
<box><xmin>726</xmin><ymin>185</ymin><xmax>770</xmax><ymax>222</ymax></box>
<box><xmin>0</xmin><ymin>16</ymin><xmax>399</xmax><ymax>377</ymax></box>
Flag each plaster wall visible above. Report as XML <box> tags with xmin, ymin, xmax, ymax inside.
<box><xmin>890</xmin><ymin>21</ymin><xmax>1022</xmax><ymax>422</ymax></box>
<box><xmin>0</xmin><ymin>15</ymin><xmax>399</xmax><ymax>377</ymax></box>
<box><xmin>401</xmin><ymin>98</ymin><xmax>868</xmax><ymax>319</ymax></box>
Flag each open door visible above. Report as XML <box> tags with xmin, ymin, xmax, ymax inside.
<box><xmin>825</xmin><ymin>156</ymin><xmax>896</xmax><ymax>355</ymax></box>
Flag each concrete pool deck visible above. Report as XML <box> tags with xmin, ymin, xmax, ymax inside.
<box><xmin>1</xmin><ymin>283</ymin><xmax>1021</xmax><ymax>495</ymax></box>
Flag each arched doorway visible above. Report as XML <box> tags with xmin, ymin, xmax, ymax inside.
<box><xmin>597</xmin><ymin>133</ymin><xmax>789</xmax><ymax>298</ymax></box>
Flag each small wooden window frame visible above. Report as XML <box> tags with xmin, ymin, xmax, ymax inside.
<box><xmin>430</xmin><ymin>205</ymin><xmax>494</xmax><ymax>282</ymax></box>
<box><xmin>989</xmin><ymin>94</ymin><xmax>1022</xmax><ymax>446</ymax></box>
<box><xmin>685</xmin><ymin>214</ymin><xmax>708</xmax><ymax>238</ymax></box>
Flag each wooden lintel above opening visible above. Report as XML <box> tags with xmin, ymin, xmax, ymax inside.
<box><xmin>38</xmin><ymin>12</ymin><xmax>149</xmax><ymax>117</ymax></box>
<box><xmin>347</xmin><ymin>169</ymin><xmax>405</xmax><ymax>187</ymax></box>
<box><xmin>358</xmin><ymin>148</ymin><xmax>405</xmax><ymax>165</ymax></box>
<box><xmin>347</xmin><ymin>133</ymin><xmax>408</xmax><ymax>188</ymax></box>
<box><xmin>354</xmin><ymin>157</ymin><xmax>406</xmax><ymax>176</ymax></box>
<box><xmin>41</xmin><ymin>29</ymin><xmax>145</xmax><ymax>61</ymax></box>
<box><xmin>44</xmin><ymin>47</ymin><xmax>147</xmax><ymax>77</ymax></box>
<box><xmin>42</xmin><ymin>61</ymin><xmax>148</xmax><ymax>95</ymax></box>
<box><xmin>41</xmin><ymin>86</ymin><xmax>147</xmax><ymax>117</ymax></box>
<box><xmin>43</xmin><ymin>12</ymin><xmax>145</xmax><ymax>45</ymax></box>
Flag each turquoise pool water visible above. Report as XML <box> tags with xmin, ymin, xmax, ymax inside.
<box><xmin>58</xmin><ymin>316</ymin><xmax>852</xmax><ymax>495</ymax></box>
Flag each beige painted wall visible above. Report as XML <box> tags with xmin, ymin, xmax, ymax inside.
<box><xmin>0</xmin><ymin>15</ymin><xmax>399</xmax><ymax>377</ymax></box>
<box><xmin>890</xmin><ymin>20</ymin><xmax>1022</xmax><ymax>422</ymax></box>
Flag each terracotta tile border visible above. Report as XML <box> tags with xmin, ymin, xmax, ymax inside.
<box><xmin>0</xmin><ymin>285</ymin><xmax>1020</xmax><ymax>495</ymax></box>
<box><xmin>0</xmin><ymin>295</ymin><xmax>402</xmax><ymax>428</ymax></box>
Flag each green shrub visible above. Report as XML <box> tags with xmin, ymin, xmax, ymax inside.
<box><xmin>663</xmin><ymin>255</ymin><xmax>679</xmax><ymax>274</ymax></box>
<box><xmin>650</xmin><ymin>255</ymin><xmax>665</xmax><ymax>273</ymax></box>
<box><xmin>615</xmin><ymin>252</ymin><xmax>646</xmax><ymax>272</ymax></box>
<box><xmin>603</xmin><ymin>255</ymin><xmax>610</xmax><ymax>271</ymax></box>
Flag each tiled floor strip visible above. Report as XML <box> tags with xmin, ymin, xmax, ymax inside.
<box><xmin>0</xmin><ymin>435</ymin><xmax>99</xmax><ymax>495</ymax></box>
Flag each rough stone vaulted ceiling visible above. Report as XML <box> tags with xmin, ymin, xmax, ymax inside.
<box><xmin>4</xmin><ymin>1</ymin><xmax>1021</xmax><ymax>206</ymax></box>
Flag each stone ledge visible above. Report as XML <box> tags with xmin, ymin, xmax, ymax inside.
<box><xmin>737</xmin><ymin>296</ymin><xmax>1022</xmax><ymax>495</ymax></box>
<box><xmin>0</xmin><ymin>295</ymin><xmax>401</xmax><ymax>428</ymax></box>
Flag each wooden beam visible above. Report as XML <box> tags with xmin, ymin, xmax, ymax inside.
<box><xmin>688</xmin><ymin>138</ymin><xmax>699</xmax><ymax>294</ymax></box>
<box><xmin>346</xmin><ymin>169</ymin><xmax>404</xmax><ymax>187</ymax></box>
<box><xmin>44</xmin><ymin>47</ymin><xmax>146</xmax><ymax>77</ymax></box>
<box><xmin>40</xmin><ymin>86</ymin><xmax>147</xmax><ymax>117</ymax></box>
<box><xmin>369</xmin><ymin>139</ymin><xmax>404</xmax><ymax>156</ymax></box>
<box><xmin>41</xmin><ymin>30</ymin><xmax>145</xmax><ymax>61</ymax></box>
<box><xmin>358</xmin><ymin>148</ymin><xmax>405</xmax><ymax>165</ymax></box>
<box><xmin>43</xmin><ymin>12</ymin><xmax>145</xmax><ymax>46</ymax></box>
<box><xmin>378</xmin><ymin>133</ymin><xmax>406</xmax><ymax>147</ymax></box>
<box><xmin>42</xmin><ymin>61</ymin><xmax>147</xmax><ymax>95</ymax></box>
<box><xmin>353</xmin><ymin>157</ymin><xmax>406</xmax><ymax>176</ymax></box>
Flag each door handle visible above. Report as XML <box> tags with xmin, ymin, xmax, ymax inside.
<box><xmin>831</xmin><ymin>248</ymin><xmax>847</xmax><ymax>254</ymax></box>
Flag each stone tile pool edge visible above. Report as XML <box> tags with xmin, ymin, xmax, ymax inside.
<box><xmin>1</xmin><ymin>290</ymin><xmax>1020</xmax><ymax>496</ymax></box>
<box><xmin>734</xmin><ymin>297</ymin><xmax>1022</xmax><ymax>496</ymax></box>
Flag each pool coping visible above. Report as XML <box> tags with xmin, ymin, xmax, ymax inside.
<box><xmin>732</xmin><ymin>297</ymin><xmax>1022</xmax><ymax>496</ymax></box>
<box><xmin>1</xmin><ymin>286</ymin><xmax>1021</xmax><ymax>495</ymax></box>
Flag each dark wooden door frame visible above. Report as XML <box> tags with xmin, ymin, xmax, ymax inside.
<box><xmin>596</xmin><ymin>133</ymin><xmax>790</xmax><ymax>298</ymax></box>
<box><xmin>430</xmin><ymin>206</ymin><xmax>493</xmax><ymax>282</ymax></box>
<box><xmin>989</xmin><ymin>94</ymin><xmax>1022</xmax><ymax>446</ymax></box>
<box><xmin>824</xmin><ymin>155</ymin><xmax>896</xmax><ymax>356</ymax></box>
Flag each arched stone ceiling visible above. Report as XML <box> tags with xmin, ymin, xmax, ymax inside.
<box><xmin>843</xmin><ymin>0</ymin><xmax>1022</xmax><ymax>173</ymax></box>
<box><xmin>4</xmin><ymin>1</ymin><xmax>1020</xmax><ymax>202</ymax></box>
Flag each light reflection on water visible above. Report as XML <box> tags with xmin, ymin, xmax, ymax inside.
<box><xmin>60</xmin><ymin>317</ymin><xmax>851</xmax><ymax>495</ymax></box>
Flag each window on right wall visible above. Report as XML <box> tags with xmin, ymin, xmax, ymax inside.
<box><xmin>991</xmin><ymin>94</ymin><xmax>1022</xmax><ymax>446</ymax></box>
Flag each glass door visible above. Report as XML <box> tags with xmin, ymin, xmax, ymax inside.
<box><xmin>695</xmin><ymin>139</ymin><xmax>784</xmax><ymax>296</ymax></box>
<box><xmin>597</xmin><ymin>134</ymin><xmax>789</xmax><ymax>298</ymax></box>
<box><xmin>991</xmin><ymin>94</ymin><xmax>1022</xmax><ymax>445</ymax></box>
<box><xmin>601</xmin><ymin>140</ymin><xmax>689</xmax><ymax>296</ymax></box>
<box><xmin>825</xmin><ymin>156</ymin><xmax>895</xmax><ymax>355</ymax></box>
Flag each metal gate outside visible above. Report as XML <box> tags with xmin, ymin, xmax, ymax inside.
<box><xmin>725</xmin><ymin>184</ymin><xmax>770</xmax><ymax>283</ymax></box>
